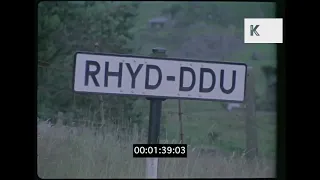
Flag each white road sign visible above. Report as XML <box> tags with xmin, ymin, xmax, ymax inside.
<box><xmin>73</xmin><ymin>52</ymin><xmax>247</xmax><ymax>102</ymax></box>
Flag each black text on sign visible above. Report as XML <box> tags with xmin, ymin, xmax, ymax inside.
<box><xmin>73</xmin><ymin>52</ymin><xmax>247</xmax><ymax>102</ymax></box>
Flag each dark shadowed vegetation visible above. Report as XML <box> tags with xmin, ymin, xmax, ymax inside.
<box><xmin>37</xmin><ymin>1</ymin><xmax>276</xmax><ymax>178</ymax></box>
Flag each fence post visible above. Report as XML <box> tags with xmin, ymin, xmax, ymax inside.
<box><xmin>178</xmin><ymin>99</ymin><xmax>184</xmax><ymax>143</ymax></box>
<box><xmin>245</xmin><ymin>67</ymin><xmax>258</xmax><ymax>159</ymax></box>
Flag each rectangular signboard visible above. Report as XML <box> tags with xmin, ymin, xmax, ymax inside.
<box><xmin>73</xmin><ymin>52</ymin><xmax>247</xmax><ymax>102</ymax></box>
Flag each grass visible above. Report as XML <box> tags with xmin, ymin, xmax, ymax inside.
<box><xmin>37</xmin><ymin>2</ymin><xmax>277</xmax><ymax>178</ymax></box>
<box><xmin>133</xmin><ymin>98</ymin><xmax>276</xmax><ymax>158</ymax></box>
<box><xmin>37</xmin><ymin>122</ymin><xmax>275</xmax><ymax>178</ymax></box>
<box><xmin>132</xmin><ymin>13</ymin><xmax>277</xmax><ymax>157</ymax></box>
<box><xmin>163</xmin><ymin>104</ymin><xmax>276</xmax><ymax>157</ymax></box>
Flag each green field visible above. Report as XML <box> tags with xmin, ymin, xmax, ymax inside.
<box><xmin>130</xmin><ymin>2</ymin><xmax>277</xmax><ymax>158</ymax></box>
<box><xmin>38</xmin><ymin>1</ymin><xmax>277</xmax><ymax>178</ymax></box>
<box><xmin>134</xmin><ymin>98</ymin><xmax>276</xmax><ymax>158</ymax></box>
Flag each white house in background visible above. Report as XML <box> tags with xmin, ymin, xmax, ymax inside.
<box><xmin>227</xmin><ymin>103</ymin><xmax>242</xmax><ymax>112</ymax></box>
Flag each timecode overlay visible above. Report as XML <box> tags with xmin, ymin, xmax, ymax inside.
<box><xmin>133</xmin><ymin>144</ymin><xmax>187</xmax><ymax>158</ymax></box>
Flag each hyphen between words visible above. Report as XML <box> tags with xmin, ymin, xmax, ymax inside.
<box><xmin>73</xmin><ymin>53</ymin><xmax>247</xmax><ymax>101</ymax></box>
<box><xmin>85</xmin><ymin>60</ymin><xmax>238</xmax><ymax>94</ymax></box>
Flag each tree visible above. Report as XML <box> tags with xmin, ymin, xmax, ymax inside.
<box><xmin>161</xmin><ymin>4</ymin><xmax>183</xmax><ymax>20</ymax></box>
<box><xmin>171</xmin><ymin>2</ymin><xmax>274</xmax><ymax>28</ymax></box>
<box><xmin>37</xmin><ymin>1</ymin><xmax>143</xmax><ymax>128</ymax></box>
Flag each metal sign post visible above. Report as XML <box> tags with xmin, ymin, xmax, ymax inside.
<box><xmin>72</xmin><ymin>47</ymin><xmax>248</xmax><ymax>178</ymax></box>
<box><xmin>145</xmin><ymin>48</ymin><xmax>167</xmax><ymax>179</ymax></box>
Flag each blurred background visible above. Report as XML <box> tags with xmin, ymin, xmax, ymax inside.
<box><xmin>37</xmin><ymin>1</ymin><xmax>276</xmax><ymax>178</ymax></box>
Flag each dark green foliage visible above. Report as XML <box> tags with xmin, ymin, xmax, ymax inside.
<box><xmin>260</xmin><ymin>65</ymin><xmax>276</xmax><ymax>111</ymax></box>
<box><xmin>38</xmin><ymin>1</ymin><xmax>275</xmax><ymax>130</ymax></box>
<box><xmin>261</xmin><ymin>66</ymin><xmax>276</xmax><ymax>82</ymax></box>
<box><xmin>171</xmin><ymin>2</ymin><xmax>274</xmax><ymax>28</ymax></box>
<box><xmin>37</xmin><ymin>2</ymin><xmax>142</xmax><ymax>127</ymax></box>
<box><xmin>161</xmin><ymin>4</ymin><xmax>182</xmax><ymax>20</ymax></box>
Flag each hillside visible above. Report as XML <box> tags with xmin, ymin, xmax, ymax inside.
<box><xmin>37</xmin><ymin>2</ymin><xmax>277</xmax><ymax>178</ymax></box>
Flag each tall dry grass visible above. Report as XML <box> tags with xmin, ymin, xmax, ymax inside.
<box><xmin>37</xmin><ymin>121</ymin><xmax>275</xmax><ymax>178</ymax></box>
